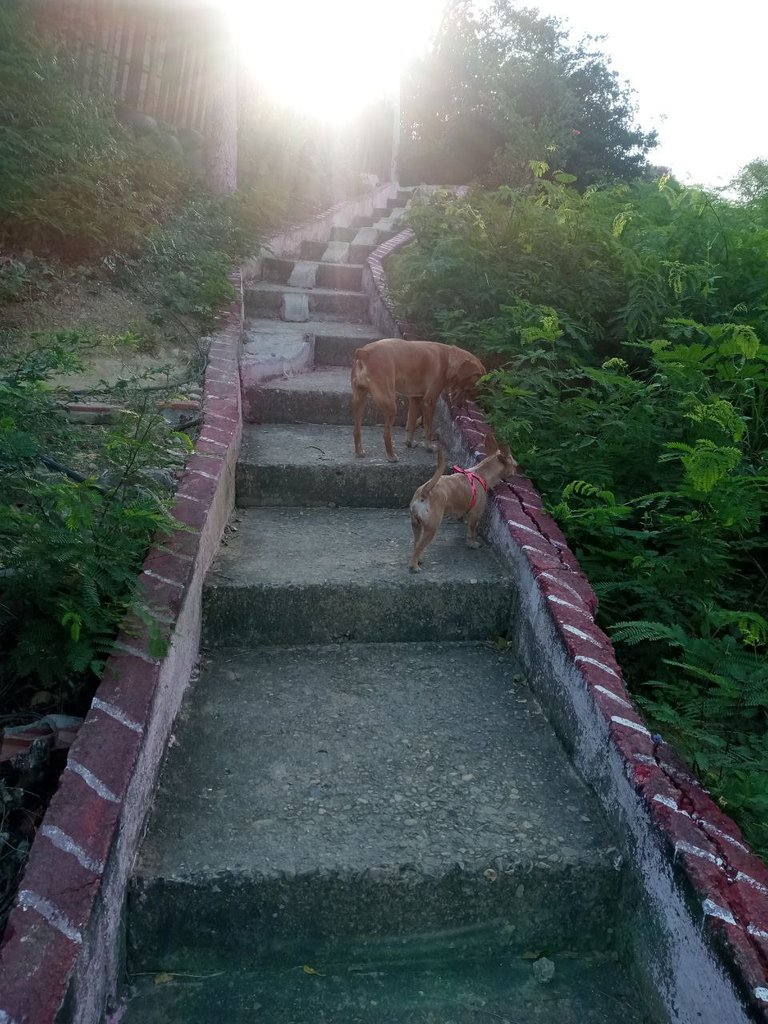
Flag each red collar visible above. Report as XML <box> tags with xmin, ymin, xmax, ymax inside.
<box><xmin>452</xmin><ymin>466</ymin><xmax>488</xmax><ymax>510</ymax></box>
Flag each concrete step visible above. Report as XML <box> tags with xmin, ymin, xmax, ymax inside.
<box><xmin>387</xmin><ymin>195</ymin><xmax>408</xmax><ymax>211</ymax></box>
<box><xmin>201</xmin><ymin>509</ymin><xmax>514</xmax><ymax>646</ymax></box>
<box><xmin>261</xmin><ymin>256</ymin><xmax>363</xmax><ymax>291</ymax></box>
<box><xmin>242</xmin><ymin>321</ymin><xmax>383</xmax><ymax>387</ymax></box>
<box><xmin>245</xmin><ymin>282</ymin><xmax>368</xmax><ymax>321</ymax></box>
<box><xmin>315</xmin><ymin>329</ymin><xmax>374</xmax><ymax>366</ymax></box>
<box><xmin>128</xmin><ymin>643</ymin><xmax>624</xmax><ymax>974</ymax></box>
<box><xmin>330</xmin><ymin>224</ymin><xmax>358</xmax><ymax>242</ymax></box>
<box><xmin>118</xmin><ymin>954</ymin><xmax>653</xmax><ymax>1024</ymax></box>
<box><xmin>246</xmin><ymin>366</ymin><xmax>406</xmax><ymax>427</ymax></box>
<box><xmin>237</xmin><ymin>423</ymin><xmax>437</xmax><ymax>507</ymax></box>
<box><xmin>300</xmin><ymin>238</ymin><xmax>328</xmax><ymax>260</ymax></box>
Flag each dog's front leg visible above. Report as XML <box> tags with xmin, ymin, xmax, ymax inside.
<box><xmin>405</xmin><ymin>398</ymin><xmax>422</xmax><ymax>448</ymax></box>
<box><xmin>421</xmin><ymin>395</ymin><xmax>438</xmax><ymax>452</ymax></box>
<box><xmin>466</xmin><ymin>505</ymin><xmax>482</xmax><ymax>549</ymax></box>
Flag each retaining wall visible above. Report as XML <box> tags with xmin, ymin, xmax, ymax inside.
<box><xmin>363</xmin><ymin>227</ymin><xmax>768</xmax><ymax>1024</ymax></box>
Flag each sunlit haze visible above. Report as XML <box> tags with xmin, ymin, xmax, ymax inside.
<box><xmin>225</xmin><ymin>0</ymin><xmax>766</xmax><ymax>188</ymax></box>
<box><xmin>229</xmin><ymin>0</ymin><xmax>444</xmax><ymax>121</ymax></box>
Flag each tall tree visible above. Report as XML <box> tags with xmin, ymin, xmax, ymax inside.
<box><xmin>400</xmin><ymin>0</ymin><xmax>657</xmax><ymax>187</ymax></box>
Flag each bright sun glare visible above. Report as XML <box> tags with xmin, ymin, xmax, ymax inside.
<box><xmin>224</xmin><ymin>0</ymin><xmax>444</xmax><ymax>122</ymax></box>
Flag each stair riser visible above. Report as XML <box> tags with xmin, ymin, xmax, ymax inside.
<box><xmin>236</xmin><ymin>460</ymin><xmax>430</xmax><ymax>508</ymax></box>
<box><xmin>299</xmin><ymin>239</ymin><xmax>327</xmax><ymax>260</ymax></box>
<box><xmin>245</xmin><ymin>288</ymin><xmax>369</xmax><ymax>320</ymax></box>
<box><xmin>329</xmin><ymin>225</ymin><xmax>358</xmax><ymax>242</ymax></box>
<box><xmin>261</xmin><ymin>258</ymin><xmax>363</xmax><ymax>291</ymax></box>
<box><xmin>128</xmin><ymin>865</ymin><xmax>622</xmax><ymax>973</ymax></box>
<box><xmin>245</xmin><ymin>388</ymin><xmax>407</xmax><ymax>426</ymax></box>
<box><xmin>314</xmin><ymin>333</ymin><xmax>368</xmax><ymax>367</ymax></box>
<box><xmin>201</xmin><ymin>581</ymin><xmax>513</xmax><ymax>646</ymax></box>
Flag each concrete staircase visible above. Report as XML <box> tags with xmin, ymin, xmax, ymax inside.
<box><xmin>114</xmin><ymin>194</ymin><xmax>662</xmax><ymax>1023</ymax></box>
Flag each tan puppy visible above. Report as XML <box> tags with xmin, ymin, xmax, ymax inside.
<box><xmin>409</xmin><ymin>436</ymin><xmax>518</xmax><ymax>572</ymax></box>
<box><xmin>351</xmin><ymin>338</ymin><xmax>485</xmax><ymax>462</ymax></box>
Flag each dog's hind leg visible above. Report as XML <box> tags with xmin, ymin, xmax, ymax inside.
<box><xmin>410</xmin><ymin>516</ymin><xmax>440</xmax><ymax>571</ymax></box>
<box><xmin>405</xmin><ymin>398</ymin><xmax>422</xmax><ymax>448</ymax></box>
<box><xmin>409</xmin><ymin>510</ymin><xmax>425</xmax><ymax>570</ymax></box>
<box><xmin>351</xmin><ymin>382</ymin><xmax>368</xmax><ymax>457</ymax></box>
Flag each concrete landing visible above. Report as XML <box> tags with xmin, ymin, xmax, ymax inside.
<box><xmin>202</xmin><ymin>508</ymin><xmax>514</xmax><ymax>645</ymax></box>
<box><xmin>120</xmin><ymin>954</ymin><xmax>653</xmax><ymax>1024</ymax></box>
<box><xmin>246</xmin><ymin>366</ymin><xmax>407</xmax><ymax>427</ymax></box>
<box><xmin>237</xmin><ymin>423</ymin><xmax>436</xmax><ymax>507</ymax></box>
<box><xmin>129</xmin><ymin>643</ymin><xmax>622</xmax><ymax>973</ymax></box>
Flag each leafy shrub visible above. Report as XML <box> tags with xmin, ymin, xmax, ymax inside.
<box><xmin>0</xmin><ymin>345</ymin><xmax>188</xmax><ymax>712</ymax></box>
<box><xmin>391</xmin><ymin>185</ymin><xmax>768</xmax><ymax>857</ymax></box>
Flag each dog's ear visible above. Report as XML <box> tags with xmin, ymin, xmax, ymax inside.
<box><xmin>499</xmin><ymin>442</ymin><xmax>511</xmax><ymax>458</ymax></box>
<box><xmin>484</xmin><ymin>432</ymin><xmax>499</xmax><ymax>456</ymax></box>
<box><xmin>449</xmin><ymin>354</ymin><xmax>485</xmax><ymax>386</ymax></box>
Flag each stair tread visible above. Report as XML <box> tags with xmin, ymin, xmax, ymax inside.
<box><xmin>136</xmin><ymin>642</ymin><xmax>615</xmax><ymax>882</ymax></box>
<box><xmin>257</xmin><ymin>365</ymin><xmax>356</xmax><ymax>394</ymax></box>
<box><xmin>240</xmin><ymin>422</ymin><xmax>435</xmax><ymax>471</ymax></box>
<box><xmin>206</xmin><ymin>507</ymin><xmax>508</xmax><ymax>588</ymax></box>
<box><xmin>244</xmin><ymin>319</ymin><xmax>383</xmax><ymax>343</ymax></box>
<box><xmin>263</xmin><ymin>256</ymin><xmax>366</xmax><ymax>271</ymax></box>
<box><xmin>119</xmin><ymin>954</ymin><xmax>652</xmax><ymax>1024</ymax></box>
<box><xmin>248</xmin><ymin>281</ymin><xmax>365</xmax><ymax>298</ymax></box>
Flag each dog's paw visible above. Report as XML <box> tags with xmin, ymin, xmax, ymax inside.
<box><xmin>424</xmin><ymin>442</ymin><xmax>437</xmax><ymax>453</ymax></box>
<box><xmin>466</xmin><ymin>538</ymin><xmax>481</xmax><ymax>549</ymax></box>
<box><xmin>387</xmin><ymin>453</ymin><xmax>399</xmax><ymax>463</ymax></box>
<box><xmin>405</xmin><ymin>439</ymin><xmax>415</xmax><ymax>448</ymax></box>
<box><xmin>409</xmin><ymin>564</ymin><xmax>421</xmax><ymax>573</ymax></box>
<box><xmin>355</xmin><ymin>450</ymin><xmax>367</xmax><ymax>458</ymax></box>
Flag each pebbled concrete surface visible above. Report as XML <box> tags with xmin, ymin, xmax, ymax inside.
<box><xmin>201</xmin><ymin>507</ymin><xmax>514</xmax><ymax>645</ymax></box>
<box><xmin>236</xmin><ymin>423</ymin><xmax>436</xmax><ymax>507</ymax></box>
<box><xmin>246</xmin><ymin>366</ymin><xmax>408</xmax><ymax>427</ymax></box>
<box><xmin>130</xmin><ymin>643</ymin><xmax>623</xmax><ymax>972</ymax></box>
<box><xmin>119</xmin><ymin>953</ymin><xmax>656</xmax><ymax>1024</ymax></box>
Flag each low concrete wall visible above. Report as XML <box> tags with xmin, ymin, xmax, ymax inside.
<box><xmin>0</xmin><ymin>276</ymin><xmax>244</xmax><ymax>1024</ymax></box>
<box><xmin>364</xmin><ymin>232</ymin><xmax>768</xmax><ymax>1024</ymax></box>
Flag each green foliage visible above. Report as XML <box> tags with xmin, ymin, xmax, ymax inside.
<box><xmin>392</xmin><ymin>183</ymin><xmax>768</xmax><ymax>858</ymax></box>
<box><xmin>0</xmin><ymin>345</ymin><xmax>186</xmax><ymax>710</ymax></box>
<box><xmin>0</xmin><ymin>4</ymin><xmax>193</xmax><ymax>256</ymax></box>
<box><xmin>401</xmin><ymin>0</ymin><xmax>657</xmax><ymax>187</ymax></box>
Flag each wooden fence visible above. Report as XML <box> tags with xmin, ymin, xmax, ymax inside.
<box><xmin>33</xmin><ymin>0</ymin><xmax>225</xmax><ymax>135</ymax></box>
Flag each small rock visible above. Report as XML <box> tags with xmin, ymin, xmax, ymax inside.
<box><xmin>532</xmin><ymin>957</ymin><xmax>555</xmax><ymax>985</ymax></box>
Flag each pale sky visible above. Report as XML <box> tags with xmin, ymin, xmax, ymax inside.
<box><xmin>231</xmin><ymin>0</ymin><xmax>765</xmax><ymax>189</ymax></box>
<box><xmin>532</xmin><ymin>0</ymin><xmax>766</xmax><ymax>189</ymax></box>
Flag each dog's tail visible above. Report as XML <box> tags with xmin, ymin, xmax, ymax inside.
<box><xmin>350</xmin><ymin>349</ymin><xmax>369</xmax><ymax>388</ymax></box>
<box><xmin>420</xmin><ymin>447</ymin><xmax>446</xmax><ymax>497</ymax></box>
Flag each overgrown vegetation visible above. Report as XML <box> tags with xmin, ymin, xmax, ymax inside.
<box><xmin>401</xmin><ymin>0</ymin><xmax>658</xmax><ymax>188</ymax></box>
<box><xmin>390</xmin><ymin>179</ymin><xmax>768</xmax><ymax>858</ymax></box>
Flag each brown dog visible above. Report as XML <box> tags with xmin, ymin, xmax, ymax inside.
<box><xmin>351</xmin><ymin>339</ymin><xmax>485</xmax><ymax>462</ymax></box>
<box><xmin>409</xmin><ymin>436</ymin><xmax>518</xmax><ymax>572</ymax></box>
